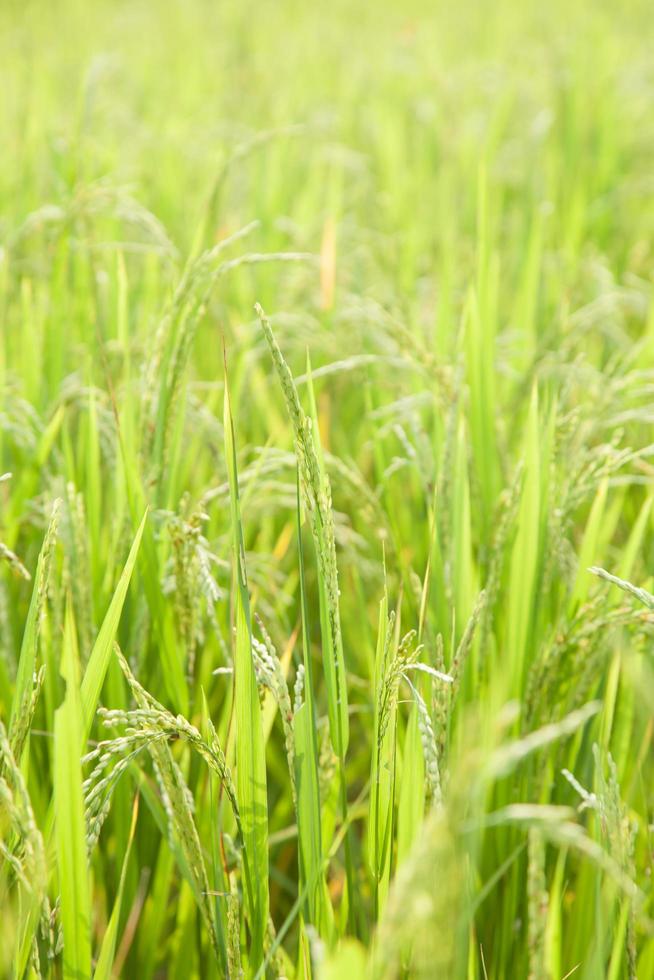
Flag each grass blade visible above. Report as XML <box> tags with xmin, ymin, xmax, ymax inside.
<box><xmin>54</xmin><ymin>598</ymin><xmax>92</xmax><ymax>980</ymax></box>
<box><xmin>80</xmin><ymin>509</ymin><xmax>148</xmax><ymax>742</ymax></box>
<box><xmin>224</xmin><ymin>357</ymin><xmax>269</xmax><ymax>968</ymax></box>
<box><xmin>93</xmin><ymin>795</ymin><xmax>139</xmax><ymax>980</ymax></box>
<box><xmin>295</xmin><ymin>472</ymin><xmax>332</xmax><ymax>938</ymax></box>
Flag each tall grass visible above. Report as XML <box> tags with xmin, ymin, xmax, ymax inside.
<box><xmin>1</xmin><ymin>0</ymin><xmax>654</xmax><ymax>976</ymax></box>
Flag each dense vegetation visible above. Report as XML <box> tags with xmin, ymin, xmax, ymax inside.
<box><xmin>2</xmin><ymin>1</ymin><xmax>654</xmax><ymax>976</ymax></box>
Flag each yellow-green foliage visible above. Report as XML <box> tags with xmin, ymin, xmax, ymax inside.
<box><xmin>1</xmin><ymin>1</ymin><xmax>654</xmax><ymax>977</ymax></box>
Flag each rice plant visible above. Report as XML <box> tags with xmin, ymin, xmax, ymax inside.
<box><xmin>1</xmin><ymin>0</ymin><xmax>654</xmax><ymax>977</ymax></box>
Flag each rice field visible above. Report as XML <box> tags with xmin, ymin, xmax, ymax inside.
<box><xmin>2</xmin><ymin>0</ymin><xmax>654</xmax><ymax>977</ymax></box>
